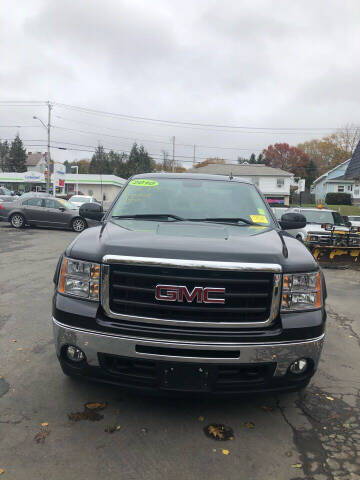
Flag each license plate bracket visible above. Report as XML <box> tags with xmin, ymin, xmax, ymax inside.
<box><xmin>159</xmin><ymin>363</ymin><xmax>213</xmax><ymax>391</ymax></box>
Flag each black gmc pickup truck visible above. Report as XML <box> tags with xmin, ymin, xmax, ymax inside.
<box><xmin>52</xmin><ymin>173</ymin><xmax>326</xmax><ymax>395</ymax></box>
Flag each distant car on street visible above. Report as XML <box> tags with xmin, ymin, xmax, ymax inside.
<box><xmin>348</xmin><ymin>215</ymin><xmax>360</xmax><ymax>228</ymax></box>
<box><xmin>0</xmin><ymin>196</ymin><xmax>87</xmax><ymax>232</ymax></box>
<box><xmin>69</xmin><ymin>195</ymin><xmax>99</xmax><ymax>208</ymax></box>
<box><xmin>20</xmin><ymin>191</ymin><xmax>52</xmax><ymax>198</ymax></box>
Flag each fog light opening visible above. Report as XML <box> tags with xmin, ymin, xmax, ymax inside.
<box><xmin>289</xmin><ymin>358</ymin><xmax>308</xmax><ymax>375</ymax></box>
<box><xmin>65</xmin><ymin>345</ymin><xmax>86</xmax><ymax>363</ymax></box>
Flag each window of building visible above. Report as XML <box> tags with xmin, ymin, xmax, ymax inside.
<box><xmin>337</xmin><ymin>185</ymin><xmax>344</xmax><ymax>192</ymax></box>
<box><xmin>347</xmin><ymin>185</ymin><xmax>353</xmax><ymax>191</ymax></box>
<box><xmin>277</xmin><ymin>178</ymin><xmax>284</xmax><ymax>188</ymax></box>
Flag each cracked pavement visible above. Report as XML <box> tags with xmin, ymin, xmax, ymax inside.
<box><xmin>0</xmin><ymin>225</ymin><xmax>359</xmax><ymax>480</ymax></box>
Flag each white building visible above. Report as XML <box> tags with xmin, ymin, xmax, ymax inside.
<box><xmin>0</xmin><ymin>172</ymin><xmax>126</xmax><ymax>203</ymax></box>
<box><xmin>188</xmin><ymin>163</ymin><xmax>293</xmax><ymax>205</ymax></box>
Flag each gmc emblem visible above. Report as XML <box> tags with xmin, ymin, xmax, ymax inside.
<box><xmin>155</xmin><ymin>284</ymin><xmax>225</xmax><ymax>304</ymax></box>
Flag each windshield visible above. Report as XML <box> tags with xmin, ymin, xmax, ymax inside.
<box><xmin>110</xmin><ymin>178</ymin><xmax>275</xmax><ymax>226</ymax></box>
<box><xmin>301</xmin><ymin>210</ymin><xmax>345</xmax><ymax>226</ymax></box>
<box><xmin>70</xmin><ymin>196</ymin><xmax>91</xmax><ymax>203</ymax></box>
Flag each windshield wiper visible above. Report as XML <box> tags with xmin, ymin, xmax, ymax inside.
<box><xmin>111</xmin><ymin>214</ymin><xmax>185</xmax><ymax>221</ymax></box>
<box><xmin>190</xmin><ymin>217</ymin><xmax>260</xmax><ymax>226</ymax></box>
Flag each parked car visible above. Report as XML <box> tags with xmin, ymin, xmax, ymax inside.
<box><xmin>0</xmin><ymin>196</ymin><xmax>87</xmax><ymax>232</ymax></box>
<box><xmin>20</xmin><ymin>191</ymin><xmax>52</xmax><ymax>198</ymax></box>
<box><xmin>348</xmin><ymin>215</ymin><xmax>360</xmax><ymax>228</ymax></box>
<box><xmin>282</xmin><ymin>207</ymin><xmax>347</xmax><ymax>242</ymax></box>
<box><xmin>0</xmin><ymin>195</ymin><xmax>17</xmax><ymax>203</ymax></box>
<box><xmin>52</xmin><ymin>173</ymin><xmax>326</xmax><ymax>395</ymax></box>
<box><xmin>69</xmin><ymin>195</ymin><xmax>99</xmax><ymax>208</ymax></box>
<box><xmin>0</xmin><ymin>186</ymin><xmax>15</xmax><ymax>196</ymax></box>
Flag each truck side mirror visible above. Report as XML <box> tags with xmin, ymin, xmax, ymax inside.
<box><xmin>279</xmin><ymin>212</ymin><xmax>306</xmax><ymax>230</ymax></box>
<box><xmin>79</xmin><ymin>202</ymin><xmax>104</xmax><ymax>221</ymax></box>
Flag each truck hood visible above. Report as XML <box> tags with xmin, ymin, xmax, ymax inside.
<box><xmin>67</xmin><ymin>219</ymin><xmax>318</xmax><ymax>273</ymax></box>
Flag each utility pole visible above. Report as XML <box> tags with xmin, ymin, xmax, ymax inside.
<box><xmin>172</xmin><ymin>136</ymin><xmax>175</xmax><ymax>172</ymax></box>
<box><xmin>193</xmin><ymin>145</ymin><xmax>196</xmax><ymax>166</ymax></box>
<box><xmin>47</xmin><ymin>101</ymin><xmax>52</xmax><ymax>195</ymax></box>
<box><xmin>33</xmin><ymin>101</ymin><xmax>52</xmax><ymax>194</ymax></box>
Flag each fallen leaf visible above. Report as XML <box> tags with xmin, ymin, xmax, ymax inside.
<box><xmin>348</xmin><ymin>335</ymin><xmax>354</xmax><ymax>338</ymax></box>
<box><xmin>12</xmin><ymin>339</ymin><xmax>17</xmax><ymax>343</ymax></box>
<box><xmin>261</xmin><ymin>405</ymin><xmax>273</xmax><ymax>412</ymax></box>
<box><xmin>105</xmin><ymin>425</ymin><xmax>121</xmax><ymax>434</ymax></box>
<box><xmin>0</xmin><ymin>469</ymin><xmax>4</xmax><ymax>475</ymax></box>
<box><xmin>17</xmin><ymin>348</ymin><xmax>23</xmax><ymax>351</ymax></box>
<box><xmin>222</xmin><ymin>449</ymin><xmax>230</xmax><ymax>455</ymax></box>
<box><xmin>323</xmin><ymin>426</ymin><xmax>327</xmax><ymax>430</ymax></box>
<box><xmin>325</xmin><ymin>396</ymin><xmax>334</xmax><ymax>401</ymax></box>
<box><xmin>285</xmin><ymin>451</ymin><xmax>293</xmax><ymax>457</ymax></box>
<box><xmin>115</xmin><ymin>409</ymin><xmax>121</xmax><ymax>415</ymax></box>
<box><xmin>291</xmin><ymin>464</ymin><xmax>302</xmax><ymax>469</ymax></box>
<box><xmin>34</xmin><ymin>428</ymin><xmax>50</xmax><ymax>444</ymax></box>
<box><xmin>198</xmin><ymin>416</ymin><xmax>205</xmax><ymax>422</ymax></box>
<box><xmin>244</xmin><ymin>421</ymin><xmax>255</xmax><ymax>429</ymax></box>
<box><xmin>41</xmin><ymin>422</ymin><xmax>49</xmax><ymax>427</ymax></box>
<box><xmin>204</xmin><ymin>424</ymin><xmax>234</xmax><ymax>441</ymax></box>
<box><xmin>0</xmin><ymin>376</ymin><xmax>2</xmax><ymax>379</ymax></box>
<box><xmin>84</xmin><ymin>401</ymin><xmax>107</xmax><ymax>411</ymax></box>
<box><xmin>26</xmin><ymin>360</ymin><xmax>30</xmax><ymax>363</ymax></box>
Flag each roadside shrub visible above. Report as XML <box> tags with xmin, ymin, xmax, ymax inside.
<box><xmin>325</xmin><ymin>192</ymin><xmax>352</xmax><ymax>205</ymax></box>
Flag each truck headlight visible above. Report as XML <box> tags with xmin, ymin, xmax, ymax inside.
<box><xmin>281</xmin><ymin>272</ymin><xmax>322</xmax><ymax>311</ymax></box>
<box><xmin>58</xmin><ymin>257</ymin><xmax>100</xmax><ymax>301</ymax></box>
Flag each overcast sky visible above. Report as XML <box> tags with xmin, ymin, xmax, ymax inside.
<box><xmin>0</xmin><ymin>0</ymin><xmax>359</xmax><ymax>165</ymax></box>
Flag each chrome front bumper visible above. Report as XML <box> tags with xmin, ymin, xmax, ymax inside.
<box><xmin>53</xmin><ymin>318</ymin><xmax>325</xmax><ymax>377</ymax></box>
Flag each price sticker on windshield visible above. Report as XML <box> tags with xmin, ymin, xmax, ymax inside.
<box><xmin>250</xmin><ymin>215</ymin><xmax>269</xmax><ymax>224</ymax></box>
<box><xmin>130</xmin><ymin>179</ymin><xmax>158</xmax><ymax>187</ymax></box>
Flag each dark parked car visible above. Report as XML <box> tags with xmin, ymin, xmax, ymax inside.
<box><xmin>52</xmin><ymin>173</ymin><xmax>326</xmax><ymax>395</ymax></box>
<box><xmin>0</xmin><ymin>196</ymin><xmax>87</xmax><ymax>232</ymax></box>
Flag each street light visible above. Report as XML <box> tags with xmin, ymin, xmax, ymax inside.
<box><xmin>33</xmin><ymin>102</ymin><xmax>52</xmax><ymax>193</ymax></box>
<box><xmin>71</xmin><ymin>165</ymin><xmax>79</xmax><ymax>195</ymax></box>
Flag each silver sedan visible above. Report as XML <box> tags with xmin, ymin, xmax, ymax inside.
<box><xmin>0</xmin><ymin>196</ymin><xmax>87</xmax><ymax>232</ymax></box>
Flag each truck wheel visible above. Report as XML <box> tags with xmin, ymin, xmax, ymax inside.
<box><xmin>10</xmin><ymin>213</ymin><xmax>25</xmax><ymax>229</ymax></box>
<box><xmin>71</xmin><ymin>217</ymin><xmax>87</xmax><ymax>233</ymax></box>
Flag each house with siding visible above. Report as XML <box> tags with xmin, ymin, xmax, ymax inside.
<box><xmin>312</xmin><ymin>138</ymin><xmax>360</xmax><ymax>205</ymax></box>
<box><xmin>188</xmin><ymin>163</ymin><xmax>293</xmax><ymax>205</ymax></box>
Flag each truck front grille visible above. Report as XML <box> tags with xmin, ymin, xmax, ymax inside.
<box><xmin>107</xmin><ymin>264</ymin><xmax>275</xmax><ymax>324</ymax></box>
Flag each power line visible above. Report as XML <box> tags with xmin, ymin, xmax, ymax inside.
<box><xmin>54</xmin><ymin>101</ymin><xmax>360</xmax><ymax>132</ymax></box>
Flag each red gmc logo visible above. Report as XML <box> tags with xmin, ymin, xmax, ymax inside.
<box><xmin>155</xmin><ymin>284</ymin><xmax>225</xmax><ymax>304</ymax></box>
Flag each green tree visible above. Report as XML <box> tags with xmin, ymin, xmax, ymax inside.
<box><xmin>89</xmin><ymin>145</ymin><xmax>111</xmax><ymax>174</ymax></box>
<box><xmin>256</xmin><ymin>153</ymin><xmax>264</xmax><ymax>163</ymax></box>
<box><xmin>0</xmin><ymin>140</ymin><xmax>10</xmax><ymax>171</ymax></box>
<box><xmin>249</xmin><ymin>153</ymin><xmax>257</xmax><ymax>164</ymax></box>
<box><xmin>126</xmin><ymin>143</ymin><xmax>155</xmax><ymax>177</ymax></box>
<box><xmin>108</xmin><ymin>150</ymin><xmax>128</xmax><ymax>177</ymax></box>
<box><xmin>305</xmin><ymin>159</ymin><xmax>318</xmax><ymax>188</ymax></box>
<box><xmin>8</xmin><ymin>135</ymin><xmax>27</xmax><ymax>172</ymax></box>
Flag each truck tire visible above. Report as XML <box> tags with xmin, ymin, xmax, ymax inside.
<box><xmin>71</xmin><ymin>217</ymin><xmax>87</xmax><ymax>233</ymax></box>
<box><xmin>10</xmin><ymin>213</ymin><xmax>25</xmax><ymax>229</ymax></box>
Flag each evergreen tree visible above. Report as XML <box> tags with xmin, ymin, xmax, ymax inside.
<box><xmin>126</xmin><ymin>143</ymin><xmax>155</xmax><ymax>177</ymax></box>
<box><xmin>0</xmin><ymin>140</ymin><xmax>10</xmax><ymax>172</ymax></box>
<box><xmin>256</xmin><ymin>153</ymin><xmax>264</xmax><ymax>163</ymax></box>
<box><xmin>108</xmin><ymin>150</ymin><xmax>128</xmax><ymax>177</ymax></box>
<box><xmin>89</xmin><ymin>145</ymin><xmax>111</xmax><ymax>174</ymax></box>
<box><xmin>249</xmin><ymin>153</ymin><xmax>257</xmax><ymax>164</ymax></box>
<box><xmin>8</xmin><ymin>135</ymin><xmax>27</xmax><ymax>172</ymax></box>
<box><xmin>305</xmin><ymin>160</ymin><xmax>318</xmax><ymax>188</ymax></box>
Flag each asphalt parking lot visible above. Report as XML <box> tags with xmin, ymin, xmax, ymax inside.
<box><xmin>0</xmin><ymin>225</ymin><xmax>360</xmax><ymax>480</ymax></box>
